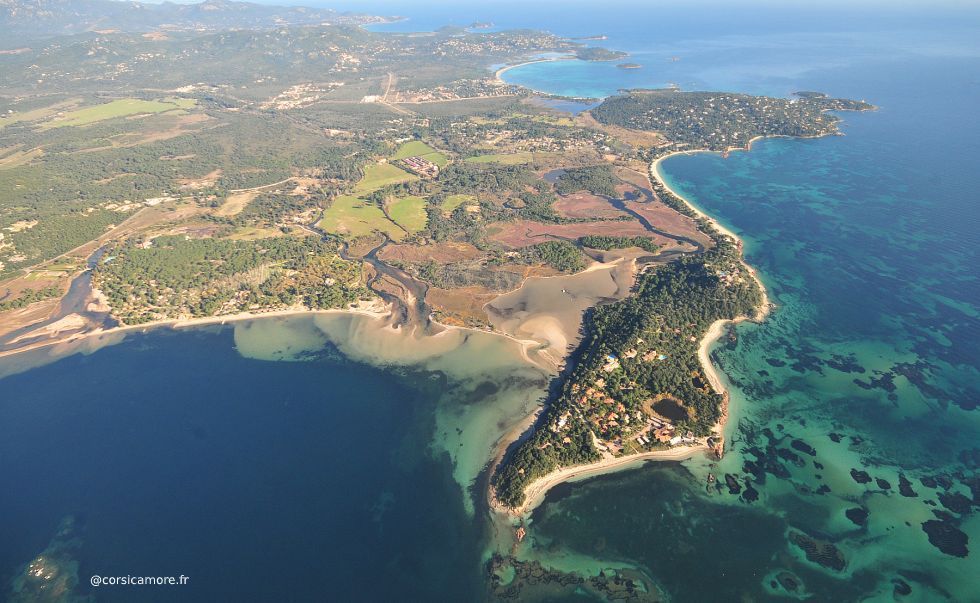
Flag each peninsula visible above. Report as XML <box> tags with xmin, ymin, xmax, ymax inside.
<box><xmin>490</xmin><ymin>88</ymin><xmax>873</xmax><ymax>513</ymax></box>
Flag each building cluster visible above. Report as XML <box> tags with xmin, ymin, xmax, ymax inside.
<box><xmin>635</xmin><ymin>93</ymin><xmax>835</xmax><ymax>149</ymax></box>
<box><xmin>433</xmin><ymin>32</ymin><xmax>571</xmax><ymax>57</ymax></box>
<box><xmin>449</xmin><ymin>119</ymin><xmax>601</xmax><ymax>156</ymax></box>
<box><xmin>548</xmin><ymin>329</ymin><xmax>712</xmax><ymax>456</ymax></box>
<box><xmin>399</xmin><ymin>156</ymin><xmax>439</xmax><ymax>178</ymax></box>
<box><xmin>596</xmin><ymin>90</ymin><xmax>865</xmax><ymax>153</ymax></box>
<box><xmin>260</xmin><ymin>82</ymin><xmax>344</xmax><ymax>110</ymax></box>
<box><xmin>642</xmin><ymin>415</ymin><xmax>696</xmax><ymax>446</ymax></box>
<box><xmin>393</xmin><ymin>79</ymin><xmax>521</xmax><ymax>103</ymax></box>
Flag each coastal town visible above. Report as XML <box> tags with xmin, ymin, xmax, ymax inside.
<box><xmin>592</xmin><ymin>89</ymin><xmax>874</xmax><ymax>152</ymax></box>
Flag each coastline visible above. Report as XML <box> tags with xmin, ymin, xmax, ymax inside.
<box><xmin>651</xmin><ymin>146</ymin><xmax>773</xmax><ymax>322</ymax></box>
<box><xmin>0</xmin><ymin>299</ymin><xmax>393</xmax><ymax>361</ymax></box>
<box><xmin>652</xmin><ymin>144</ymin><xmax>775</xmax><ymax>402</ymax></box>
<box><xmin>509</xmin><ymin>445</ymin><xmax>708</xmax><ymax>517</ymax></box>
<box><xmin>494</xmin><ymin>55</ymin><xmax>574</xmax><ymax>84</ymax></box>
<box><xmin>487</xmin><ymin>148</ymin><xmax>775</xmax><ymax>519</ymax></box>
<box><xmin>0</xmin><ymin>257</ymin><xmax>632</xmax><ymax>373</ymax></box>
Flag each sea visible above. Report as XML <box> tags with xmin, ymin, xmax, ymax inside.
<box><xmin>2</xmin><ymin>1</ymin><xmax>979</xmax><ymax>601</ymax></box>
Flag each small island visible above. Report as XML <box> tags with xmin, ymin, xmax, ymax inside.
<box><xmin>575</xmin><ymin>46</ymin><xmax>629</xmax><ymax>62</ymax></box>
<box><xmin>617</xmin><ymin>62</ymin><xmax>642</xmax><ymax>69</ymax></box>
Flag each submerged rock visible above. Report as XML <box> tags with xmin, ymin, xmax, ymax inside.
<box><xmin>893</xmin><ymin>577</ymin><xmax>912</xmax><ymax>597</ymax></box>
<box><xmin>766</xmin><ymin>569</ymin><xmax>804</xmax><ymax>595</ymax></box>
<box><xmin>845</xmin><ymin>507</ymin><xmax>869</xmax><ymax>526</ymax></box>
<box><xmin>920</xmin><ymin>474</ymin><xmax>953</xmax><ymax>490</ymax></box>
<box><xmin>898</xmin><ymin>474</ymin><xmax>918</xmax><ymax>497</ymax></box>
<box><xmin>776</xmin><ymin>447</ymin><xmax>805</xmax><ymax>467</ymax></box>
<box><xmin>788</xmin><ymin>530</ymin><xmax>847</xmax><ymax>571</ymax></box>
<box><xmin>486</xmin><ymin>554</ymin><xmax>663</xmax><ymax>601</ymax></box>
<box><xmin>962</xmin><ymin>474</ymin><xmax>980</xmax><ymax>504</ymax></box>
<box><xmin>8</xmin><ymin>516</ymin><xmax>84</xmax><ymax>603</ymax></box>
<box><xmin>826</xmin><ymin>353</ymin><xmax>865</xmax><ymax>374</ymax></box>
<box><xmin>790</xmin><ymin>439</ymin><xmax>816</xmax><ymax>456</ymax></box>
<box><xmin>938</xmin><ymin>491</ymin><xmax>973</xmax><ymax>515</ymax></box>
<box><xmin>724</xmin><ymin>473</ymin><xmax>742</xmax><ymax>495</ymax></box>
<box><xmin>777</xmin><ymin>571</ymin><xmax>801</xmax><ymax>592</ymax></box>
<box><xmin>850</xmin><ymin>469</ymin><xmax>872</xmax><ymax>484</ymax></box>
<box><xmin>921</xmin><ymin>520</ymin><xmax>969</xmax><ymax>558</ymax></box>
<box><xmin>959</xmin><ymin>448</ymin><xmax>980</xmax><ymax>469</ymax></box>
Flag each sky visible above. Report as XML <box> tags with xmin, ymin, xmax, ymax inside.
<box><xmin>130</xmin><ymin>0</ymin><xmax>980</xmax><ymax>8</ymax></box>
<box><xmin>116</xmin><ymin>0</ymin><xmax>980</xmax><ymax>38</ymax></box>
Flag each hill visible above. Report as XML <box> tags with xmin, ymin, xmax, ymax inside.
<box><xmin>0</xmin><ymin>0</ymin><xmax>385</xmax><ymax>44</ymax></box>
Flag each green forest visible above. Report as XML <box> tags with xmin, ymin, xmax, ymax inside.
<box><xmin>519</xmin><ymin>240</ymin><xmax>586</xmax><ymax>272</ymax></box>
<box><xmin>0</xmin><ymin>286</ymin><xmax>61</xmax><ymax>311</ymax></box>
<box><xmin>96</xmin><ymin>235</ymin><xmax>368</xmax><ymax>324</ymax></box>
<box><xmin>580</xmin><ymin>235</ymin><xmax>660</xmax><ymax>252</ymax></box>
<box><xmin>555</xmin><ymin>165</ymin><xmax>619</xmax><ymax>197</ymax></box>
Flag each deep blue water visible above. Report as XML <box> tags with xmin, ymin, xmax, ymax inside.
<box><xmin>0</xmin><ymin>326</ymin><xmax>482</xmax><ymax>601</ymax></box>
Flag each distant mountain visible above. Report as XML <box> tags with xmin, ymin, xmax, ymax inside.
<box><xmin>0</xmin><ymin>0</ymin><xmax>386</xmax><ymax>44</ymax></box>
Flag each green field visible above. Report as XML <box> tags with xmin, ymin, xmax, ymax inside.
<box><xmin>387</xmin><ymin>196</ymin><xmax>428</xmax><ymax>233</ymax></box>
<box><xmin>164</xmin><ymin>97</ymin><xmax>198</xmax><ymax>110</ymax></box>
<box><xmin>318</xmin><ymin>195</ymin><xmax>403</xmax><ymax>239</ymax></box>
<box><xmin>354</xmin><ymin>163</ymin><xmax>417</xmax><ymax>194</ymax></box>
<box><xmin>441</xmin><ymin>194</ymin><xmax>475</xmax><ymax>214</ymax></box>
<box><xmin>391</xmin><ymin>140</ymin><xmax>438</xmax><ymax>159</ymax></box>
<box><xmin>420</xmin><ymin>151</ymin><xmax>449</xmax><ymax>167</ymax></box>
<box><xmin>0</xmin><ymin>99</ymin><xmax>80</xmax><ymax>130</ymax></box>
<box><xmin>42</xmin><ymin>98</ymin><xmax>192</xmax><ymax>129</ymax></box>
<box><xmin>464</xmin><ymin>152</ymin><xmax>538</xmax><ymax>165</ymax></box>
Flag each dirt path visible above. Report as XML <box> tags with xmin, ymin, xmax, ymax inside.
<box><xmin>380</xmin><ymin>72</ymin><xmax>415</xmax><ymax>116</ymax></box>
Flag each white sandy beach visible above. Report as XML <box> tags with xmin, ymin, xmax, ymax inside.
<box><xmin>510</xmin><ymin>445</ymin><xmax>708</xmax><ymax>517</ymax></box>
<box><xmin>494</xmin><ymin>55</ymin><xmax>575</xmax><ymax>83</ymax></box>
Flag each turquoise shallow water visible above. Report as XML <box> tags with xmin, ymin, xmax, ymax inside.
<box><xmin>510</xmin><ymin>14</ymin><xmax>980</xmax><ymax>603</ymax></box>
